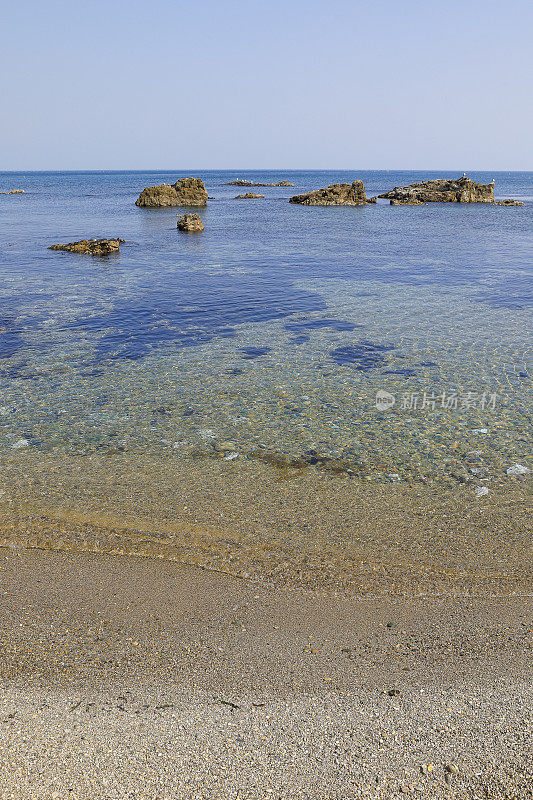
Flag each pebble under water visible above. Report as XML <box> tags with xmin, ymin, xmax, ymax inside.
<box><xmin>0</xmin><ymin>170</ymin><xmax>531</xmax><ymax>589</ymax></box>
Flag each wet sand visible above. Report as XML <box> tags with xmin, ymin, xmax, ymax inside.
<box><xmin>0</xmin><ymin>548</ymin><xmax>532</xmax><ymax>798</ymax></box>
<box><xmin>0</xmin><ymin>449</ymin><xmax>531</xmax><ymax>797</ymax></box>
<box><xmin>0</xmin><ymin>451</ymin><xmax>531</xmax><ymax>597</ymax></box>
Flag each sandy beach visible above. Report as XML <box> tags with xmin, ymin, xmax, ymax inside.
<box><xmin>0</xmin><ymin>546</ymin><xmax>531</xmax><ymax>799</ymax></box>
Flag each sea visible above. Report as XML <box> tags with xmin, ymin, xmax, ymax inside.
<box><xmin>0</xmin><ymin>170</ymin><xmax>531</xmax><ymax>587</ymax></box>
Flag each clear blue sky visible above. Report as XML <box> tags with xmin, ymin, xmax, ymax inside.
<box><xmin>2</xmin><ymin>0</ymin><xmax>532</xmax><ymax>170</ymax></box>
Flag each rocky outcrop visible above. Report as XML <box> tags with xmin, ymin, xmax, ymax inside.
<box><xmin>390</xmin><ymin>198</ymin><xmax>425</xmax><ymax>206</ymax></box>
<box><xmin>225</xmin><ymin>179</ymin><xmax>295</xmax><ymax>187</ymax></box>
<box><xmin>177</xmin><ymin>213</ymin><xmax>204</xmax><ymax>232</ymax></box>
<box><xmin>289</xmin><ymin>181</ymin><xmax>375</xmax><ymax>206</ymax></box>
<box><xmin>49</xmin><ymin>238</ymin><xmax>124</xmax><ymax>255</ymax></box>
<box><xmin>495</xmin><ymin>199</ymin><xmax>524</xmax><ymax>206</ymax></box>
<box><xmin>379</xmin><ymin>177</ymin><xmax>495</xmax><ymax>204</ymax></box>
<box><xmin>173</xmin><ymin>177</ymin><xmax>208</xmax><ymax>206</ymax></box>
<box><xmin>0</xmin><ymin>189</ymin><xmax>24</xmax><ymax>194</ymax></box>
<box><xmin>135</xmin><ymin>184</ymin><xmax>181</xmax><ymax>207</ymax></box>
<box><xmin>135</xmin><ymin>178</ymin><xmax>208</xmax><ymax>207</ymax></box>
<box><xmin>235</xmin><ymin>192</ymin><xmax>265</xmax><ymax>199</ymax></box>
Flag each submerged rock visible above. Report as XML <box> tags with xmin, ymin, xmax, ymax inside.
<box><xmin>49</xmin><ymin>238</ymin><xmax>124</xmax><ymax>255</ymax></box>
<box><xmin>177</xmin><ymin>213</ymin><xmax>204</xmax><ymax>232</ymax></box>
<box><xmin>289</xmin><ymin>181</ymin><xmax>375</xmax><ymax>206</ymax></box>
<box><xmin>135</xmin><ymin>178</ymin><xmax>208</xmax><ymax>207</ymax></box>
<box><xmin>235</xmin><ymin>192</ymin><xmax>265</xmax><ymax>199</ymax></box>
<box><xmin>379</xmin><ymin>176</ymin><xmax>495</xmax><ymax>204</ymax></box>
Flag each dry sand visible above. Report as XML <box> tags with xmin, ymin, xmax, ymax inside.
<box><xmin>0</xmin><ymin>548</ymin><xmax>531</xmax><ymax>799</ymax></box>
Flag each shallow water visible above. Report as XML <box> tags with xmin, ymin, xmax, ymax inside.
<box><xmin>0</xmin><ymin>170</ymin><xmax>531</xmax><ymax>488</ymax></box>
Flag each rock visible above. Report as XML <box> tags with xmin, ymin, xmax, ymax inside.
<box><xmin>225</xmin><ymin>179</ymin><xmax>295</xmax><ymax>187</ymax></box>
<box><xmin>506</xmin><ymin>464</ymin><xmax>530</xmax><ymax>476</ymax></box>
<box><xmin>445</xmin><ymin>763</ymin><xmax>459</xmax><ymax>775</ymax></box>
<box><xmin>172</xmin><ymin>177</ymin><xmax>208</xmax><ymax>206</ymax></box>
<box><xmin>176</xmin><ymin>213</ymin><xmax>204</xmax><ymax>232</ymax></box>
<box><xmin>235</xmin><ymin>193</ymin><xmax>265</xmax><ymax>199</ymax></box>
<box><xmin>49</xmin><ymin>238</ymin><xmax>124</xmax><ymax>255</ymax></box>
<box><xmin>135</xmin><ymin>184</ymin><xmax>181</xmax><ymax>207</ymax></box>
<box><xmin>12</xmin><ymin>438</ymin><xmax>29</xmax><ymax>449</ymax></box>
<box><xmin>379</xmin><ymin>176</ymin><xmax>495</xmax><ymax>204</ymax></box>
<box><xmin>495</xmin><ymin>199</ymin><xmax>524</xmax><ymax>206</ymax></box>
<box><xmin>474</xmin><ymin>486</ymin><xmax>490</xmax><ymax>497</ymax></box>
<box><xmin>0</xmin><ymin>189</ymin><xmax>24</xmax><ymax>194</ymax></box>
<box><xmin>135</xmin><ymin>178</ymin><xmax>208</xmax><ymax>207</ymax></box>
<box><xmin>289</xmin><ymin>181</ymin><xmax>374</xmax><ymax>206</ymax></box>
<box><xmin>390</xmin><ymin>198</ymin><xmax>426</xmax><ymax>205</ymax></box>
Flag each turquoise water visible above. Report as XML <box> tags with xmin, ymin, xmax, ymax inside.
<box><xmin>0</xmin><ymin>170</ymin><xmax>531</xmax><ymax>485</ymax></box>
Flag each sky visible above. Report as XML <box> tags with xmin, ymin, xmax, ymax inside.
<box><xmin>1</xmin><ymin>0</ymin><xmax>532</xmax><ymax>170</ymax></box>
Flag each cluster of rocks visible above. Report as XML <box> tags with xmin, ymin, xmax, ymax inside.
<box><xmin>49</xmin><ymin>238</ymin><xmax>124</xmax><ymax>256</ymax></box>
<box><xmin>494</xmin><ymin>198</ymin><xmax>524</xmax><ymax>206</ymax></box>
<box><xmin>289</xmin><ymin>181</ymin><xmax>376</xmax><ymax>206</ymax></box>
<box><xmin>225</xmin><ymin>179</ymin><xmax>294</xmax><ymax>187</ymax></box>
<box><xmin>176</xmin><ymin>213</ymin><xmax>204</xmax><ymax>232</ymax></box>
<box><xmin>378</xmin><ymin>176</ymin><xmax>523</xmax><ymax>206</ymax></box>
<box><xmin>135</xmin><ymin>177</ymin><xmax>208</xmax><ymax>208</ymax></box>
<box><xmin>50</xmin><ymin>175</ymin><xmax>523</xmax><ymax>254</ymax></box>
<box><xmin>0</xmin><ymin>189</ymin><xmax>24</xmax><ymax>194</ymax></box>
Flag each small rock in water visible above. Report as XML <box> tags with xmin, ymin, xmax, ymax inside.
<box><xmin>506</xmin><ymin>464</ymin><xmax>530</xmax><ymax>476</ymax></box>
<box><xmin>176</xmin><ymin>213</ymin><xmax>204</xmax><ymax>232</ymax></box>
<box><xmin>472</xmin><ymin>428</ymin><xmax>489</xmax><ymax>434</ymax></box>
<box><xmin>474</xmin><ymin>486</ymin><xmax>489</xmax><ymax>497</ymax></box>
<box><xmin>49</xmin><ymin>238</ymin><xmax>124</xmax><ymax>255</ymax></box>
<box><xmin>224</xmin><ymin>452</ymin><xmax>239</xmax><ymax>461</ymax></box>
<box><xmin>12</xmin><ymin>439</ymin><xmax>29</xmax><ymax>449</ymax></box>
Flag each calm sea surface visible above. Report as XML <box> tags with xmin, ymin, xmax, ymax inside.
<box><xmin>0</xmin><ymin>170</ymin><xmax>531</xmax><ymax>487</ymax></box>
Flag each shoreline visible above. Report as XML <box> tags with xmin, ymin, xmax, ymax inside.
<box><xmin>0</xmin><ymin>450</ymin><xmax>531</xmax><ymax>598</ymax></box>
<box><xmin>0</xmin><ymin>548</ymin><xmax>531</xmax><ymax>798</ymax></box>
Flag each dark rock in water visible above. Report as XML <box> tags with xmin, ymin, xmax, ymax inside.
<box><xmin>285</xmin><ymin>318</ymin><xmax>360</xmax><ymax>332</ymax></box>
<box><xmin>176</xmin><ymin>213</ymin><xmax>204</xmax><ymax>232</ymax></box>
<box><xmin>390</xmin><ymin>198</ymin><xmax>426</xmax><ymax>206</ymax></box>
<box><xmin>331</xmin><ymin>340</ymin><xmax>395</xmax><ymax>370</ymax></box>
<box><xmin>135</xmin><ymin>184</ymin><xmax>181</xmax><ymax>207</ymax></box>
<box><xmin>289</xmin><ymin>181</ymin><xmax>374</xmax><ymax>206</ymax></box>
<box><xmin>495</xmin><ymin>199</ymin><xmax>524</xmax><ymax>206</ymax></box>
<box><xmin>225</xmin><ymin>179</ymin><xmax>295</xmax><ymax>187</ymax></box>
<box><xmin>135</xmin><ymin>177</ymin><xmax>208</xmax><ymax>207</ymax></box>
<box><xmin>240</xmin><ymin>346</ymin><xmax>271</xmax><ymax>359</ymax></box>
<box><xmin>379</xmin><ymin>176</ymin><xmax>495</xmax><ymax>204</ymax></box>
<box><xmin>235</xmin><ymin>192</ymin><xmax>265</xmax><ymax>199</ymax></box>
<box><xmin>172</xmin><ymin>177</ymin><xmax>208</xmax><ymax>206</ymax></box>
<box><xmin>49</xmin><ymin>238</ymin><xmax>124</xmax><ymax>255</ymax></box>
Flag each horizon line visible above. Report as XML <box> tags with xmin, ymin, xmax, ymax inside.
<box><xmin>1</xmin><ymin>167</ymin><xmax>532</xmax><ymax>174</ymax></box>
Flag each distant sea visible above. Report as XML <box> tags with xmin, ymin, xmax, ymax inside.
<box><xmin>0</xmin><ymin>169</ymin><xmax>531</xmax><ymax>492</ymax></box>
